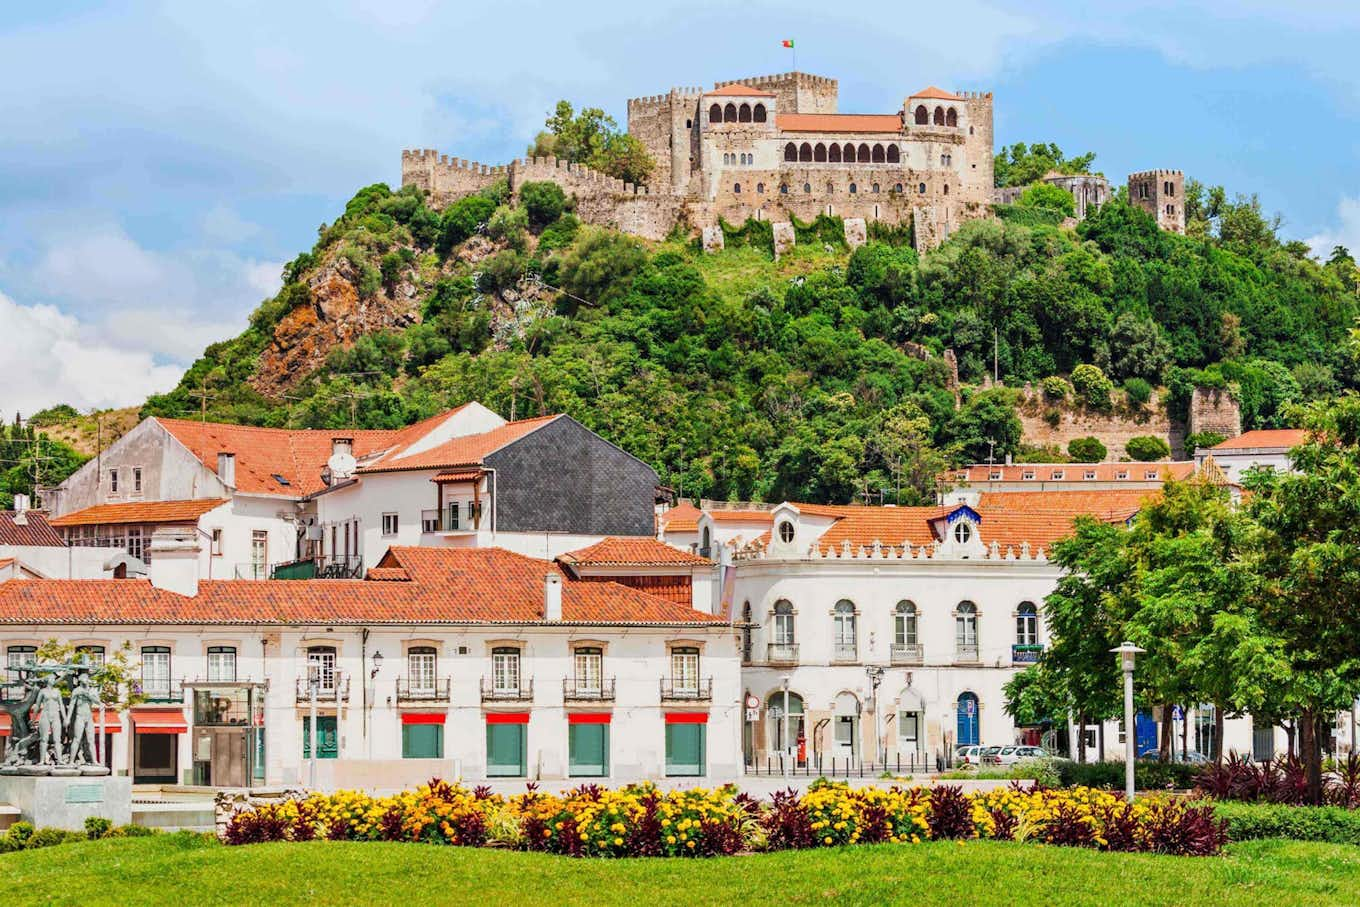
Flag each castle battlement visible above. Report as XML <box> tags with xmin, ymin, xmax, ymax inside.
<box><xmin>1129</xmin><ymin>169</ymin><xmax>1184</xmax><ymax>179</ymax></box>
<box><xmin>955</xmin><ymin>90</ymin><xmax>994</xmax><ymax>100</ymax></box>
<box><xmin>716</xmin><ymin>71</ymin><xmax>839</xmax><ymax>91</ymax></box>
<box><xmin>627</xmin><ymin>87</ymin><xmax>703</xmax><ymax>109</ymax></box>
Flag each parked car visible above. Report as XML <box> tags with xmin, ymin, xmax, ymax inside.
<box><xmin>985</xmin><ymin>745</ymin><xmax>1049</xmax><ymax>766</ymax></box>
<box><xmin>954</xmin><ymin>745</ymin><xmax>985</xmax><ymax>766</ymax></box>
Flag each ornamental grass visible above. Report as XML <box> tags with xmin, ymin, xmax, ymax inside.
<box><xmin>223</xmin><ymin>779</ymin><xmax>1226</xmax><ymax>857</ymax></box>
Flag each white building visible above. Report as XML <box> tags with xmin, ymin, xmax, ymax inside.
<box><xmin>943</xmin><ymin>461</ymin><xmax>1195</xmax><ymax>500</ymax></box>
<box><xmin>0</xmin><ymin>531</ymin><xmax>738</xmax><ymax>788</ymax></box>
<box><xmin>0</xmin><ymin>496</ymin><xmax>111</xmax><ymax>579</ymax></box>
<box><xmin>1196</xmin><ymin>429</ymin><xmax>1305</xmax><ymax>483</ymax></box>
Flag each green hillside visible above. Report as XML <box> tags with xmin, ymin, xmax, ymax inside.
<box><xmin>130</xmin><ymin>164</ymin><xmax>1359</xmax><ymax>505</ymax></box>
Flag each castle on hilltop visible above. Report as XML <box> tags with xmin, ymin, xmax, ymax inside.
<box><xmin>402</xmin><ymin>71</ymin><xmax>1181</xmax><ymax>251</ymax></box>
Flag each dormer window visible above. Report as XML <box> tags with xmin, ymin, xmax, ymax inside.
<box><xmin>1022</xmin><ymin>470</ymin><xmax>1035</xmax><ymax>481</ymax></box>
<box><xmin>1145</xmin><ymin>470</ymin><xmax>1159</xmax><ymax>480</ymax></box>
<box><xmin>1116</xmin><ymin>470</ymin><xmax>1129</xmax><ymax>480</ymax></box>
<box><xmin>777</xmin><ymin>520</ymin><xmax>795</xmax><ymax>544</ymax></box>
<box><xmin>988</xmin><ymin>470</ymin><xmax>1002</xmax><ymax>481</ymax></box>
<box><xmin>953</xmin><ymin>521</ymin><xmax>973</xmax><ymax>544</ymax></box>
<box><xmin>1051</xmin><ymin>469</ymin><xmax>1065</xmax><ymax>480</ymax></box>
<box><xmin>1084</xmin><ymin>470</ymin><xmax>1097</xmax><ymax>480</ymax></box>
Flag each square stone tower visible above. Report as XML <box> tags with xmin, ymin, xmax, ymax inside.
<box><xmin>1128</xmin><ymin>170</ymin><xmax>1185</xmax><ymax>233</ymax></box>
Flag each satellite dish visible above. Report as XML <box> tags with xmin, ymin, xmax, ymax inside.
<box><xmin>327</xmin><ymin>450</ymin><xmax>357</xmax><ymax>480</ymax></box>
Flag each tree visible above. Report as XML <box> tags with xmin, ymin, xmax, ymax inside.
<box><xmin>944</xmin><ymin>388</ymin><xmax>1023</xmax><ymax>463</ymax></box>
<box><xmin>519</xmin><ymin>181</ymin><xmax>568</xmax><ymax>229</ymax></box>
<box><xmin>873</xmin><ymin>402</ymin><xmax>949</xmax><ymax>505</ymax></box>
<box><xmin>589</xmin><ymin>133</ymin><xmax>656</xmax><ymax>187</ymax></box>
<box><xmin>1070</xmin><ymin>364</ymin><xmax>1113</xmax><ymax>410</ymax></box>
<box><xmin>1003</xmin><ymin>663</ymin><xmax>1070</xmax><ymax>729</ymax></box>
<box><xmin>1242</xmin><ymin>398</ymin><xmax>1360</xmax><ymax>801</ymax></box>
<box><xmin>1125</xmin><ymin>436</ymin><xmax>1170</xmax><ymax>461</ymax></box>
<box><xmin>539</xmin><ymin>101</ymin><xmax>656</xmax><ymax>186</ymax></box>
<box><xmin>1017</xmin><ymin>182</ymin><xmax>1075</xmax><ymax>218</ymax></box>
<box><xmin>1101</xmin><ymin>313</ymin><xmax>1171</xmax><ymax>383</ymax></box>
<box><xmin>1067</xmin><ymin>436</ymin><xmax>1107</xmax><ymax>462</ymax></box>
<box><xmin>993</xmin><ymin>142</ymin><xmax>1097</xmax><ymax>188</ymax></box>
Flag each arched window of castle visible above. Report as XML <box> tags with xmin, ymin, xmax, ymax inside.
<box><xmin>918</xmin><ymin>182</ymin><xmax>927</xmax><ymax>194</ymax></box>
<box><xmin>842</xmin><ymin>143</ymin><xmax>855</xmax><ymax>161</ymax></box>
<box><xmin>872</xmin><ymin>183</ymin><xmax>881</xmax><ymax>193</ymax></box>
<box><xmin>872</xmin><ymin>144</ymin><xmax>886</xmax><ymax>163</ymax></box>
<box><xmin>756</xmin><ymin>183</ymin><xmax>765</xmax><ymax>194</ymax></box>
<box><xmin>826</xmin><ymin>181</ymin><xmax>835</xmax><ymax>194</ymax></box>
<box><xmin>724</xmin><ymin>103</ymin><xmax>738</xmax><ymax>122</ymax></box>
<box><xmin>780</xmin><ymin>183</ymin><xmax>789</xmax><ymax>194</ymax></box>
<box><xmin>734</xmin><ymin>183</ymin><xmax>741</xmax><ymax>194</ymax></box>
<box><xmin>914</xmin><ymin>105</ymin><xmax>928</xmax><ymax>125</ymax></box>
<box><xmin>803</xmin><ymin>182</ymin><xmax>812</xmax><ymax>193</ymax></box>
<box><xmin>814</xmin><ymin>143</ymin><xmax>827</xmax><ymax>162</ymax></box>
<box><xmin>686</xmin><ymin>119</ymin><xmax>692</xmax><ymax>129</ymax></box>
<box><xmin>969</xmin><ymin>126</ymin><xmax>974</xmax><ymax>135</ymax></box>
<box><xmin>740</xmin><ymin>153</ymin><xmax>748</xmax><ymax>165</ymax></box>
<box><xmin>857</xmin><ymin>144</ymin><xmax>871</xmax><ymax>163</ymax></box>
<box><xmin>753</xmin><ymin>104</ymin><xmax>767</xmax><ymax>123</ymax></box>
<box><xmin>784</xmin><ymin>143</ymin><xmax>797</xmax><ymax>162</ymax></box>
<box><xmin>722</xmin><ymin>153</ymin><xmax>730</xmax><ymax>165</ymax></box>
<box><xmin>739</xmin><ymin>103</ymin><xmax>752</xmax><ymax>123</ymax></box>
<box><xmin>828</xmin><ymin>144</ymin><xmax>842</xmax><ymax>163</ymax></box>
<box><xmin>894</xmin><ymin>183</ymin><xmax>904</xmax><ymax>194</ymax></box>
<box><xmin>944</xmin><ymin>184</ymin><xmax>949</xmax><ymax>195</ymax></box>
<box><xmin>946</xmin><ymin>107</ymin><xmax>958</xmax><ymax>127</ymax></box>
<box><xmin>849</xmin><ymin>182</ymin><xmax>857</xmax><ymax>194</ymax></box>
<box><xmin>886</xmin><ymin>145</ymin><xmax>900</xmax><ymax>164</ymax></box>
<box><xmin>933</xmin><ymin>106</ymin><xmax>945</xmax><ymax>125</ymax></box>
<box><xmin>799</xmin><ymin>143</ymin><xmax>813</xmax><ymax>163</ymax></box>
<box><xmin>709</xmin><ymin>104</ymin><xmax>722</xmax><ymax>123</ymax></box>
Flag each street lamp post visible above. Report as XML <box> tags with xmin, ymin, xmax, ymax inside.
<box><xmin>866</xmin><ymin>666</ymin><xmax>884</xmax><ymax>766</ymax></box>
<box><xmin>781</xmin><ymin>675</ymin><xmax>791</xmax><ymax>779</ymax></box>
<box><xmin>1111</xmin><ymin>641</ymin><xmax>1145</xmax><ymax>801</ymax></box>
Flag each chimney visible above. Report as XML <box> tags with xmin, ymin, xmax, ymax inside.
<box><xmin>544</xmin><ymin>572</ymin><xmax>563</xmax><ymax>621</ymax></box>
<box><xmin>217</xmin><ymin>452</ymin><xmax>236</xmax><ymax>488</ymax></box>
<box><xmin>149</xmin><ymin>527</ymin><xmax>201</xmax><ymax>597</ymax></box>
<box><xmin>12</xmin><ymin>493</ymin><xmax>28</xmax><ymax>525</ymax></box>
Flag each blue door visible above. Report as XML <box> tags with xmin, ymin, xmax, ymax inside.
<box><xmin>1135</xmin><ymin>710</ymin><xmax>1158</xmax><ymax>757</ymax></box>
<box><xmin>957</xmin><ymin>693</ymin><xmax>979</xmax><ymax>746</ymax></box>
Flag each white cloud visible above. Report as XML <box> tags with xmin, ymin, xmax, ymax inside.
<box><xmin>201</xmin><ymin>205</ymin><xmax>262</xmax><ymax>244</ymax></box>
<box><xmin>1306</xmin><ymin>196</ymin><xmax>1360</xmax><ymax>260</ymax></box>
<box><xmin>0</xmin><ymin>290</ymin><xmax>184</xmax><ymax>414</ymax></box>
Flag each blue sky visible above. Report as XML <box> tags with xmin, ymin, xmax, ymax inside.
<box><xmin>1</xmin><ymin>0</ymin><xmax>1357</xmax><ymax>413</ymax></box>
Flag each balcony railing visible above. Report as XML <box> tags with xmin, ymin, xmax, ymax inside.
<box><xmin>481</xmin><ymin>678</ymin><xmax>533</xmax><ymax>701</ymax></box>
<box><xmin>295</xmin><ymin>673</ymin><xmax>350</xmax><ymax>703</ymax></box>
<box><xmin>832</xmin><ymin>643</ymin><xmax>858</xmax><ymax>663</ymax></box>
<box><xmin>396</xmin><ymin>677</ymin><xmax>451</xmax><ymax>703</ymax></box>
<box><xmin>0</xmin><ymin>682</ymin><xmax>27</xmax><ymax>703</ymax></box>
<box><xmin>137</xmin><ymin>679</ymin><xmax>185</xmax><ymax>703</ymax></box>
<box><xmin>954</xmin><ymin>643</ymin><xmax>980</xmax><ymax>663</ymax></box>
<box><xmin>890</xmin><ymin>643</ymin><xmax>924</xmax><ymax>665</ymax></box>
<box><xmin>766</xmin><ymin>643</ymin><xmax>799</xmax><ymax>665</ymax></box>
<box><xmin>660</xmin><ymin>677</ymin><xmax>712</xmax><ymax>702</ymax></box>
<box><xmin>1012</xmin><ymin>644</ymin><xmax>1044</xmax><ymax>664</ymax></box>
<box><xmin>563</xmin><ymin>677</ymin><xmax>615</xmax><ymax>702</ymax></box>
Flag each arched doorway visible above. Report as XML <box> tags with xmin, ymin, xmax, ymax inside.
<box><xmin>957</xmin><ymin>692</ymin><xmax>980</xmax><ymax>746</ymax></box>
<box><xmin>767</xmin><ymin>690</ymin><xmax>805</xmax><ymax>760</ymax></box>
<box><xmin>833</xmin><ymin>691</ymin><xmax>860</xmax><ymax>759</ymax></box>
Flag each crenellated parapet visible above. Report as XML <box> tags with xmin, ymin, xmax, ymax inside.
<box><xmin>732</xmin><ymin>538</ymin><xmax>1048</xmax><ymax>563</ymax></box>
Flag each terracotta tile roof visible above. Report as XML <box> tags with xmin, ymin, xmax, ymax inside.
<box><xmin>706</xmin><ymin>83</ymin><xmax>775</xmax><ymax>97</ymax></box>
<box><xmin>707</xmin><ymin>509</ymin><xmax>777</xmax><ymax>524</ymax></box>
<box><xmin>976</xmin><ymin>489</ymin><xmax>1162</xmax><ymax>517</ymax></box>
<box><xmin>776</xmin><ymin>113</ymin><xmax>902</xmax><ymax>133</ymax></box>
<box><xmin>0</xmin><ymin>511</ymin><xmax>66</xmax><ymax>547</ymax></box>
<box><xmin>358</xmin><ymin>415</ymin><xmax>560</xmax><ymax>473</ymax></box>
<box><xmin>910</xmin><ymin>86</ymin><xmax>962</xmax><ymax>100</ymax></box>
<box><xmin>952</xmin><ymin>462</ymin><xmax>1194</xmax><ymax>483</ymax></box>
<box><xmin>1211</xmin><ymin>430</ymin><xmax>1307</xmax><ymax>451</ymax></box>
<box><xmin>432</xmin><ymin>469</ymin><xmax>485</xmax><ymax>483</ymax></box>
<box><xmin>48</xmin><ymin>499</ymin><xmax>229</xmax><ymax>528</ymax></box>
<box><xmin>658</xmin><ymin>501</ymin><xmax>702</xmax><ymax>533</ymax></box>
<box><xmin>0</xmin><ymin>547</ymin><xmax>724</xmax><ymax>626</ymax></box>
<box><xmin>558</xmin><ymin>537</ymin><xmax>713</xmax><ymax>568</ymax></box>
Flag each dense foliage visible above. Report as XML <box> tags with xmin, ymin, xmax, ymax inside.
<box><xmin>0</xmin><ymin>418</ymin><xmax>86</xmax><ymax>509</ymax></box>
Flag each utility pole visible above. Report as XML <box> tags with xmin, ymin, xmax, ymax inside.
<box><xmin>993</xmin><ymin>327</ymin><xmax>999</xmax><ymax>383</ymax></box>
<box><xmin>985</xmin><ymin>438</ymin><xmax>997</xmax><ymax>466</ymax></box>
<box><xmin>188</xmin><ymin>378</ymin><xmax>215</xmax><ymax>422</ymax></box>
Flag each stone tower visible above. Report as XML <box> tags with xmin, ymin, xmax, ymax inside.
<box><xmin>1128</xmin><ymin>170</ymin><xmax>1185</xmax><ymax>233</ymax></box>
<box><xmin>626</xmin><ymin>85</ymin><xmax>704</xmax><ymax>196</ymax></box>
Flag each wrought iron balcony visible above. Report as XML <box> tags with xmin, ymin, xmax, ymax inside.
<box><xmin>890</xmin><ymin>643</ymin><xmax>924</xmax><ymax>665</ymax></box>
<box><xmin>396</xmin><ymin>677</ymin><xmax>451</xmax><ymax>703</ymax></box>
<box><xmin>832</xmin><ymin>643</ymin><xmax>858</xmax><ymax>663</ymax></box>
<box><xmin>481</xmin><ymin>678</ymin><xmax>533</xmax><ymax>701</ymax></box>
<box><xmin>562</xmin><ymin>677</ymin><xmax>615</xmax><ymax>702</ymax></box>
<box><xmin>137</xmin><ymin>679</ymin><xmax>185</xmax><ymax>703</ymax></box>
<box><xmin>1012</xmin><ymin>644</ymin><xmax>1044</xmax><ymax>664</ymax></box>
<box><xmin>660</xmin><ymin>677</ymin><xmax>712</xmax><ymax>702</ymax></box>
<box><xmin>295</xmin><ymin>673</ymin><xmax>349</xmax><ymax>703</ymax></box>
<box><xmin>766</xmin><ymin>643</ymin><xmax>799</xmax><ymax>665</ymax></box>
<box><xmin>954</xmin><ymin>643</ymin><xmax>980</xmax><ymax>664</ymax></box>
<box><xmin>0</xmin><ymin>682</ymin><xmax>27</xmax><ymax>703</ymax></box>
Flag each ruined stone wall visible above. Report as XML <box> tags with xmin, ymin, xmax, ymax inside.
<box><xmin>401</xmin><ymin>150</ymin><xmax>507</xmax><ymax>207</ymax></box>
<box><xmin>510</xmin><ymin>157</ymin><xmax>681</xmax><ymax>240</ymax></box>
<box><xmin>1015</xmin><ymin>387</ymin><xmax>1183</xmax><ymax>459</ymax></box>
<box><xmin>1187</xmin><ymin>387</ymin><xmax>1241</xmax><ymax>440</ymax></box>
<box><xmin>713</xmin><ymin>72</ymin><xmax>838</xmax><ymax>114</ymax></box>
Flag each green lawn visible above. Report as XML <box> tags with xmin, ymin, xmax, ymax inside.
<box><xmin>7</xmin><ymin>836</ymin><xmax>1360</xmax><ymax>906</ymax></box>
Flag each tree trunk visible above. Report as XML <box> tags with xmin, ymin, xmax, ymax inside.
<box><xmin>1159</xmin><ymin>703</ymin><xmax>1174</xmax><ymax>762</ymax></box>
<box><xmin>1214</xmin><ymin>703</ymin><xmax>1225</xmax><ymax>763</ymax></box>
<box><xmin>1098</xmin><ymin>721</ymin><xmax>1106</xmax><ymax>762</ymax></box>
<box><xmin>1286</xmin><ymin>719</ymin><xmax>1296</xmax><ymax>759</ymax></box>
<box><xmin>1301</xmin><ymin>707</ymin><xmax>1324</xmax><ymax>805</ymax></box>
<box><xmin>1077</xmin><ymin>711</ymin><xmax>1087</xmax><ymax>763</ymax></box>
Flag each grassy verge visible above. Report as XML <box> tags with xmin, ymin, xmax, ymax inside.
<box><xmin>6</xmin><ymin>834</ymin><xmax>1360</xmax><ymax>906</ymax></box>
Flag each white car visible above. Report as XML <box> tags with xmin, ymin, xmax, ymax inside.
<box><xmin>984</xmin><ymin>745</ymin><xmax>1049</xmax><ymax>766</ymax></box>
<box><xmin>954</xmin><ymin>744</ymin><xmax>985</xmax><ymax>767</ymax></box>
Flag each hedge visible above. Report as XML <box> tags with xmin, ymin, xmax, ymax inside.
<box><xmin>1212</xmin><ymin>801</ymin><xmax>1360</xmax><ymax>845</ymax></box>
<box><xmin>1052</xmin><ymin>759</ymin><xmax>1199</xmax><ymax>791</ymax></box>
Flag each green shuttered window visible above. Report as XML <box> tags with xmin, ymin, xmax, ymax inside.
<box><xmin>486</xmin><ymin>723</ymin><xmax>526</xmax><ymax>777</ymax></box>
<box><xmin>568</xmin><ymin>723</ymin><xmax>609</xmax><ymax>777</ymax></box>
<box><xmin>665</xmin><ymin>723</ymin><xmax>705</xmax><ymax>777</ymax></box>
<box><xmin>402</xmin><ymin>723</ymin><xmax>443</xmax><ymax>759</ymax></box>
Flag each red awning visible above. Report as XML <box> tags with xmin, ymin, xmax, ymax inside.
<box><xmin>131</xmin><ymin>708</ymin><xmax>187</xmax><ymax>734</ymax></box>
<box><xmin>484</xmin><ymin>712</ymin><xmax>530</xmax><ymax>725</ymax></box>
<box><xmin>568</xmin><ymin>712</ymin><xmax>611</xmax><ymax>725</ymax></box>
<box><xmin>665</xmin><ymin>712</ymin><xmax>709</xmax><ymax>724</ymax></box>
<box><xmin>432</xmin><ymin>469</ymin><xmax>484</xmax><ymax>484</ymax></box>
<box><xmin>401</xmin><ymin>712</ymin><xmax>446</xmax><ymax>725</ymax></box>
<box><xmin>0</xmin><ymin>712</ymin><xmax>9</xmax><ymax>736</ymax></box>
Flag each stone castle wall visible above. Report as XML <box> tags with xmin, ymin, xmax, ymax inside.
<box><xmin>713</xmin><ymin>72</ymin><xmax>838</xmax><ymax>114</ymax></box>
<box><xmin>400</xmin><ymin>150</ymin><xmax>507</xmax><ymax>206</ymax></box>
<box><xmin>1015</xmin><ymin>386</ymin><xmax>1183</xmax><ymax>459</ymax></box>
<box><xmin>1187</xmin><ymin>387</ymin><xmax>1241</xmax><ymax>440</ymax></box>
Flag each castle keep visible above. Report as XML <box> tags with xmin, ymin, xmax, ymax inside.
<box><xmin>402</xmin><ymin>71</ymin><xmax>994</xmax><ymax>250</ymax></box>
<box><xmin>402</xmin><ymin>71</ymin><xmax>1181</xmax><ymax>251</ymax></box>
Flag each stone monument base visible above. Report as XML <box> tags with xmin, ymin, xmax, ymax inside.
<box><xmin>0</xmin><ymin>774</ymin><xmax>132</xmax><ymax>830</ymax></box>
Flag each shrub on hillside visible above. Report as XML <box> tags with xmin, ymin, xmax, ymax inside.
<box><xmin>1070</xmin><ymin>364</ymin><xmax>1113</xmax><ymax>410</ymax></box>
<box><xmin>1018</xmin><ymin>181</ymin><xmax>1076</xmax><ymax>218</ymax></box>
<box><xmin>1126</xmin><ymin>435</ymin><xmax>1171</xmax><ymax>461</ymax></box>
<box><xmin>537</xmin><ymin>213</ymin><xmax>580</xmax><ymax>253</ymax></box>
<box><xmin>486</xmin><ymin>205</ymin><xmax>529</xmax><ymax>251</ymax></box>
<box><xmin>519</xmin><ymin>181</ymin><xmax>568</xmax><ymax>229</ymax></box>
<box><xmin>1068</xmin><ymin>436</ymin><xmax>1107</xmax><ymax>463</ymax></box>
<box><xmin>1040</xmin><ymin>375</ymin><xmax>1071</xmax><ymax>401</ymax></box>
<box><xmin>1122</xmin><ymin>377</ymin><xmax>1153</xmax><ymax>406</ymax></box>
<box><xmin>476</xmin><ymin>250</ymin><xmax>526</xmax><ymax>294</ymax></box>
<box><xmin>1184</xmin><ymin>431</ymin><xmax>1227</xmax><ymax>456</ymax></box>
<box><xmin>437</xmin><ymin>195</ymin><xmax>497</xmax><ymax>253</ymax></box>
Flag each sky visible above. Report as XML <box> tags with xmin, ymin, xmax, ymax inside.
<box><xmin>1</xmin><ymin>0</ymin><xmax>1357</xmax><ymax>415</ymax></box>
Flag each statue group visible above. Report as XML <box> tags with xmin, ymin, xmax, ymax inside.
<box><xmin>1</xmin><ymin>662</ymin><xmax>111</xmax><ymax>776</ymax></box>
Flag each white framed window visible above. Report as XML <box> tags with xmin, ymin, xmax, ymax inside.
<box><xmin>1051</xmin><ymin>469</ymin><xmax>1065</xmax><ymax>480</ymax></box>
<box><xmin>109</xmin><ymin>469</ymin><xmax>119</xmax><ymax>493</ymax></box>
<box><xmin>251</xmin><ymin>530</ymin><xmax>267</xmax><ymax>570</ymax></box>
<box><xmin>307</xmin><ymin>646</ymin><xmax>336</xmax><ymax>691</ymax></box>
<box><xmin>207</xmin><ymin>646</ymin><xmax>237</xmax><ymax>682</ymax></box>
<box><xmin>75</xmin><ymin>645</ymin><xmax>105</xmax><ymax>669</ymax></box>
<box><xmin>141</xmin><ymin>646</ymin><xmax>171</xmax><ymax>697</ymax></box>
<box><xmin>773</xmin><ymin>600</ymin><xmax>795</xmax><ymax>644</ymax></box>
<box><xmin>573</xmin><ymin>647</ymin><xmax>602</xmax><ymax>693</ymax></box>
<box><xmin>7</xmin><ymin>645</ymin><xmax>37</xmax><ymax>673</ymax></box>
<box><xmin>1116</xmin><ymin>470</ymin><xmax>1129</xmax><ymax>480</ymax></box>
<box><xmin>894</xmin><ymin>601</ymin><xmax>918</xmax><ymax>646</ymax></box>
<box><xmin>1022</xmin><ymin>470</ymin><xmax>1035</xmax><ymax>481</ymax></box>
<box><xmin>833</xmin><ymin>600</ymin><xmax>857</xmax><ymax>660</ymax></box>
<box><xmin>381</xmin><ymin>512</ymin><xmax>399</xmax><ymax>536</ymax></box>
<box><xmin>421</xmin><ymin>510</ymin><xmax>440</xmax><ymax>533</ymax></box>
<box><xmin>447</xmin><ymin>502</ymin><xmax>461</xmax><ymax>531</ymax></box>
<box><xmin>777</xmin><ymin>520</ymin><xmax>795</xmax><ymax>544</ymax></box>
<box><xmin>132</xmin><ymin>467</ymin><xmax>143</xmax><ymax>494</ymax></box>
<box><xmin>989</xmin><ymin>470</ymin><xmax>1002</xmax><ymax>480</ymax></box>
<box><xmin>1145</xmin><ymin>470</ymin><xmax>1159</xmax><ymax>480</ymax></box>
<box><xmin>953</xmin><ymin>521</ymin><xmax>973</xmax><ymax>544</ymax></box>
<box><xmin>407</xmin><ymin>647</ymin><xmax>436</xmax><ymax>694</ymax></box>
<box><xmin>210</xmin><ymin>529</ymin><xmax>223</xmax><ymax>556</ymax></box>
<box><xmin>1084</xmin><ymin>470</ymin><xmax>1097</xmax><ymax>480</ymax></box>
<box><xmin>1016</xmin><ymin>602</ymin><xmax>1038</xmax><ymax>645</ymax></box>
<box><xmin>956</xmin><ymin>602</ymin><xmax>978</xmax><ymax>649</ymax></box>
<box><xmin>492</xmin><ymin>647</ymin><xmax>520</xmax><ymax>693</ymax></box>
<box><xmin>670</xmin><ymin>647</ymin><xmax>700</xmax><ymax>693</ymax></box>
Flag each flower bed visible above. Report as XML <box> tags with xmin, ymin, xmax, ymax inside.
<box><xmin>223</xmin><ymin>779</ymin><xmax>1226</xmax><ymax>857</ymax></box>
<box><xmin>1196</xmin><ymin>754</ymin><xmax>1360</xmax><ymax>807</ymax></box>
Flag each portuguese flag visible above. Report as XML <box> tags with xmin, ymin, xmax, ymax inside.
<box><xmin>781</xmin><ymin>39</ymin><xmax>794</xmax><ymax>48</ymax></box>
